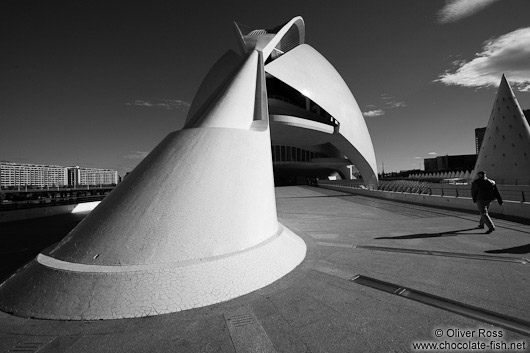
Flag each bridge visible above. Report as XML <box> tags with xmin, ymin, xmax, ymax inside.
<box><xmin>0</xmin><ymin>185</ymin><xmax>529</xmax><ymax>351</ymax></box>
<box><xmin>0</xmin><ymin>187</ymin><xmax>114</xmax><ymax>210</ymax></box>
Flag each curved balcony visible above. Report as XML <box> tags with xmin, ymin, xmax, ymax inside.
<box><xmin>268</xmin><ymin>98</ymin><xmax>338</xmax><ymax>134</ymax></box>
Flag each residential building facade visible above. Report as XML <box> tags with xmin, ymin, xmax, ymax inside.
<box><xmin>67</xmin><ymin>166</ymin><xmax>118</xmax><ymax>187</ymax></box>
<box><xmin>0</xmin><ymin>161</ymin><xmax>118</xmax><ymax>189</ymax></box>
<box><xmin>0</xmin><ymin>162</ymin><xmax>67</xmax><ymax>189</ymax></box>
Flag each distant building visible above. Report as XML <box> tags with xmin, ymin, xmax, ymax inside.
<box><xmin>424</xmin><ymin>155</ymin><xmax>477</xmax><ymax>173</ymax></box>
<box><xmin>67</xmin><ymin>166</ymin><xmax>118</xmax><ymax>187</ymax></box>
<box><xmin>475</xmin><ymin>127</ymin><xmax>486</xmax><ymax>155</ymax></box>
<box><xmin>0</xmin><ymin>161</ymin><xmax>118</xmax><ymax>189</ymax></box>
<box><xmin>423</xmin><ymin>158</ymin><xmax>437</xmax><ymax>172</ymax></box>
<box><xmin>0</xmin><ymin>162</ymin><xmax>67</xmax><ymax>189</ymax></box>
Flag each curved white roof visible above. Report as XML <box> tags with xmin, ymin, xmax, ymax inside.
<box><xmin>265</xmin><ymin>44</ymin><xmax>378</xmax><ymax>185</ymax></box>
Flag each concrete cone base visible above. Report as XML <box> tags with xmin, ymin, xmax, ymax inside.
<box><xmin>0</xmin><ymin>224</ymin><xmax>306</xmax><ymax>320</ymax></box>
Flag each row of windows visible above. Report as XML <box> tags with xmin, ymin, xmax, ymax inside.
<box><xmin>271</xmin><ymin>145</ymin><xmax>323</xmax><ymax>163</ymax></box>
<box><xmin>1</xmin><ymin>163</ymin><xmax>118</xmax><ymax>187</ymax></box>
<box><xmin>77</xmin><ymin>174</ymin><xmax>117</xmax><ymax>185</ymax></box>
<box><xmin>69</xmin><ymin>170</ymin><xmax>118</xmax><ymax>186</ymax></box>
<box><xmin>1</xmin><ymin>171</ymin><xmax>66</xmax><ymax>177</ymax></box>
<box><xmin>1</xmin><ymin>177</ymin><xmax>67</xmax><ymax>187</ymax></box>
<box><xmin>2</xmin><ymin>169</ymin><xmax>64</xmax><ymax>172</ymax></box>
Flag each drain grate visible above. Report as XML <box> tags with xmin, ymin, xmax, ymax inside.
<box><xmin>224</xmin><ymin>307</ymin><xmax>277</xmax><ymax>352</ymax></box>
<box><xmin>351</xmin><ymin>275</ymin><xmax>530</xmax><ymax>337</ymax></box>
<box><xmin>356</xmin><ymin>245</ymin><xmax>528</xmax><ymax>264</ymax></box>
<box><xmin>9</xmin><ymin>341</ymin><xmax>47</xmax><ymax>352</ymax></box>
<box><xmin>226</xmin><ymin>314</ymin><xmax>256</xmax><ymax>328</ymax></box>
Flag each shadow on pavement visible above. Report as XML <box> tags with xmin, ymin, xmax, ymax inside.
<box><xmin>375</xmin><ymin>228</ymin><xmax>479</xmax><ymax>240</ymax></box>
<box><xmin>485</xmin><ymin>243</ymin><xmax>530</xmax><ymax>255</ymax></box>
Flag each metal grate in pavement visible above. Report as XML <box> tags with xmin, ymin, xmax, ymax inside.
<box><xmin>9</xmin><ymin>341</ymin><xmax>47</xmax><ymax>352</ymax></box>
<box><xmin>350</xmin><ymin>274</ymin><xmax>530</xmax><ymax>337</ymax></box>
<box><xmin>227</xmin><ymin>313</ymin><xmax>256</xmax><ymax>328</ymax></box>
<box><xmin>224</xmin><ymin>307</ymin><xmax>277</xmax><ymax>352</ymax></box>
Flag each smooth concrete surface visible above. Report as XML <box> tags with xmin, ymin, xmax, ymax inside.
<box><xmin>1</xmin><ymin>186</ymin><xmax>529</xmax><ymax>352</ymax></box>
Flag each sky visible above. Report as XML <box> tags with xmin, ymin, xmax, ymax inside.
<box><xmin>1</xmin><ymin>0</ymin><xmax>530</xmax><ymax>175</ymax></box>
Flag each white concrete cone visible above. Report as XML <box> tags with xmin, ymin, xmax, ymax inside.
<box><xmin>472</xmin><ymin>75</ymin><xmax>530</xmax><ymax>185</ymax></box>
<box><xmin>0</xmin><ymin>50</ymin><xmax>306</xmax><ymax>320</ymax></box>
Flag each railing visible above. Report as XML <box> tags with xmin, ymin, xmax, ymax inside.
<box><xmin>0</xmin><ymin>195</ymin><xmax>106</xmax><ymax>211</ymax></box>
<box><xmin>268</xmin><ymin>97</ymin><xmax>339</xmax><ymax>128</ymax></box>
<box><xmin>1</xmin><ymin>185</ymin><xmax>115</xmax><ymax>193</ymax></box>
<box><xmin>407</xmin><ymin>176</ymin><xmax>530</xmax><ymax>186</ymax></box>
<box><xmin>318</xmin><ymin>179</ymin><xmax>530</xmax><ymax>203</ymax></box>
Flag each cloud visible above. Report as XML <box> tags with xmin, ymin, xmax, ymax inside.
<box><xmin>428</xmin><ymin>152</ymin><xmax>438</xmax><ymax>155</ymax></box>
<box><xmin>435</xmin><ymin>27</ymin><xmax>530</xmax><ymax>91</ymax></box>
<box><xmin>126</xmin><ymin>99</ymin><xmax>191</xmax><ymax>112</ymax></box>
<box><xmin>380</xmin><ymin>94</ymin><xmax>407</xmax><ymax>109</ymax></box>
<box><xmin>363</xmin><ymin>109</ymin><xmax>385</xmax><ymax>118</ymax></box>
<box><xmin>362</xmin><ymin>94</ymin><xmax>407</xmax><ymax>118</ymax></box>
<box><xmin>123</xmin><ymin>151</ymin><xmax>149</xmax><ymax>160</ymax></box>
<box><xmin>386</xmin><ymin>101</ymin><xmax>407</xmax><ymax>109</ymax></box>
<box><xmin>437</xmin><ymin>0</ymin><xmax>500</xmax><ymax>24</ymax></box>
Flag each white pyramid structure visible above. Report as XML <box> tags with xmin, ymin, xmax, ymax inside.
<box><xmin>473</xmin><ymin>75</ymin><xmax>530</xmax><ymax>185</ymax></box>
<box><xmin>0</xmin><ymin>37</ymin><xmax>306</xmax><ymax>320</ymax></box>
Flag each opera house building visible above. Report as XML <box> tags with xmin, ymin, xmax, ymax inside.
<box><xmin>187</xmin><ymin>16</ymin><xmax>378</xmax><ymax>187</ymax></box>
<box><xmin>0</xmin><ymin>17</ymin><xmax>378</xmax><ymax>320</ymax></box>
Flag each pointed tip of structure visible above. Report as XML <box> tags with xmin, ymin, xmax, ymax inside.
<box><xmin>497</xmin><ymin>73</ymin><xmax>514</xmax><ymax>96</ymax></box>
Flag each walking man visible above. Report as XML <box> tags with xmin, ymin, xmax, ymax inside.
<box><xmin>471</xmin><ymin>171</ymin><xmax>503</xmax><ymax>233</ymax></box>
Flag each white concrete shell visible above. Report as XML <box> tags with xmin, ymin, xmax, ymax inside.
<box><xmin>265</xmin><ymin>44</ymin><xmax>378</xmax><ymax>186</ymax></box>
<box><xmin>473</xmin><ymin>75</ymin><xmax>530</xmax><ymax>185</ymax></box>
<box><xmin>234</xmin><ymin>16</ymin><xmax>305</xmax><ymax>59</ymax></box>
<box><xmin>0</xmin><ymin>49</ymin><xmax>306</xmax><ymax>320</ymax></box>
<box><xmin>0</xmin><ymin>15</ymin><xmax>378</xmax><ymax>320</ymax></box>
<box><xmin>190</xmin><ymin>17</ymin><xmax>378</xmax><ymax>186</ymax></box>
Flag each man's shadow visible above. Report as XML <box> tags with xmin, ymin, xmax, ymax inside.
<box><xmin>485</xmin><ymin>243</ymin><xmax>530</xmax><ymax>255</ymax></box>
<box><xmin>375</xmin><ymin>228</ymin><xmax>479</xmax><ymax>240</ymax></box>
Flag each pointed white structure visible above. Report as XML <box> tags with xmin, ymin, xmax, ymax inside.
<box><xmin>473</xmin><ymin>75</ymin><xmax>530</xmax><ymax>185</ymax></box>
<box><xmin>0</xmin><ymin>23</ymin><xmax>307</xmax><ymax>320</ymax></box>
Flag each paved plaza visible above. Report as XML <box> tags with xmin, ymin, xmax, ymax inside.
<box><xmin>1</xmin><ymin>186</ymin><xmax>529</xmax><ymax>352</ymax></box>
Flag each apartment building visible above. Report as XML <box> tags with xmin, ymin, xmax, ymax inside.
<box><xmin>1</xmin><ymin>161</ymin><xmax>118</xmax><ymax>189</ymax></box>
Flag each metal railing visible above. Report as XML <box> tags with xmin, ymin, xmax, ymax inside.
<box><xmin>0</xmin><ymin>195</ymin><xmax>106</xmax><ymax>211</ymax></box>
<box><xmin>318</xmin><ymin>179</ymin><xmax>530</xmax><ymax>203</ymax></box>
